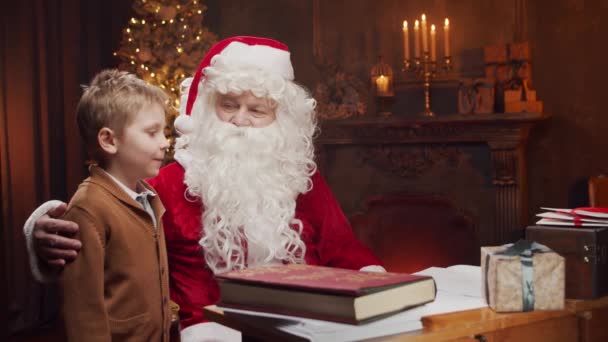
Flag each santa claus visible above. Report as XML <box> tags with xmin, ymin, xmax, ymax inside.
<box><xmin>24</xmin><ymin>36</ymin><xmax>384</xmax><ymax>341</ymax></box>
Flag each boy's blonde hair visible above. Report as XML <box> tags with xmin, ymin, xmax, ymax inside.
<box><xmin>76</xmin><ymin>69</ymin><xmax>169</xmax><ymax>164</ymax></box>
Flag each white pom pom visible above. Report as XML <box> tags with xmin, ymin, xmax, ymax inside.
<box><xmin>174</xmin><ymin>115</ymin><xmax>194</xmax><ymax>135</ymax></box>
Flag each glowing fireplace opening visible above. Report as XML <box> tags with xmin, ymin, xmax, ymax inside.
<box><xmin>350</xmin><ymin>193</ymin><xmax>479</xmax><ymax>273</ymax></box>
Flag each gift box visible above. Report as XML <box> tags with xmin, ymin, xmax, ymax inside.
<box><xmin>509</xmin><ymin>42</ymin><xmax>531</xmax><ymax>61</ymax></box>
<box><xmin>484</xmin><ymin>44</ymin><xmax>508</xmax><ymax>64</ymax></box>
<box><xmin>481</xmin><ymin>240</ymin><xmax>565</xmax><ymax>312</ymax></box>
<box><xmin>505</xmin><ymin>100</ymin><xmax>543</xmax><ymax>113</ymax></box>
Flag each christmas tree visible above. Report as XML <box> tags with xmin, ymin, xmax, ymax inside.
<box><xmin>115</xmin><ymin>0</ymin><xmax>216</xmax><ymax>137</ymax></box>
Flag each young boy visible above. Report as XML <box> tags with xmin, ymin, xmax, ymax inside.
<box><xmin>59</xmin><ymin>69</ymin><xmax>171</xmax><ymax>341</ymax></box>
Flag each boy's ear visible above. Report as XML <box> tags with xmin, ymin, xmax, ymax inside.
<box><xmin>98</xmin><ymin>127</ymin><xmax>118</xmax><ymax>155</ymax></box>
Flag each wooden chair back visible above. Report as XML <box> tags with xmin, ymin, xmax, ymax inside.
<box><xmin>588</xmin><ymin>175</ymin><xmax>608</xmax><ymax>207</ymax></box>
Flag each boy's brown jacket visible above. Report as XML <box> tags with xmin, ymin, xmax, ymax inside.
<box><xmin>60</xmin><ymin>165</ymin><xmax>171</xmax><ymax>341</ymax></box>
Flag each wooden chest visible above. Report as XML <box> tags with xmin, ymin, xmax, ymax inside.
<box><xmin>526</xmin><ymin>225</ymin><xmax>608</xmax><ymax>299</ymax></box>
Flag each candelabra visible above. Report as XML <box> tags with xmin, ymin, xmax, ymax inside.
<box><xmin>404</xmin><ymin>53</ymin><xmax>452</xmax><ymax>117</ymax></box>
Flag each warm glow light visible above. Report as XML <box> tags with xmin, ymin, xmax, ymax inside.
<box><xmin>169</xmin><ymin>19</ymin><xmax>174</xmax><ymax>24</ymax></box>
<box><xmin>402</xmin><ymin>20</ymin><xmax>409</xmax><ymax>60</ymax></box>
<box><xmin>151</xmin><ymin>73</ymin><xmax>156</xmax><ymax>77</ymax></box>
<box><xmin>197</xmin><ymin>10</ymin><xmax>202</xmax><ymax>14</ymax></box>
<box><xmin>415</xmin><ymin>20</ymin><xmax>419</xmax><ymax>28</ymax></box>
<box><xmin>135</xmin><ymin>48</ymin><xmax>140</xmax><ymax>52</ymax></box>
<box><xmin>375</xmin><ymin>75</ymin><xmax>390</xmax><ymax>96</ymax></box>
<box><xmin>142</xmin><ymin>19</ymin><xmax>146</xmax><ymax>24</ymax></box>
<box><xmin>176</xmin><ymin>47</ymin><xmax>183</xmax><ymax>53</ymax></box>
<box><xmin>430</xmin><ymin>24</ymin><xmax>437</xmax><ymax>61</ymax></box>
<box><xmin>444</xmin><ymin>18</ymin><xmax>451</xmax><ymax>56</ymax></box>
<box><xmin>162</xmin><ymin>20</ymin><xmax>166</xmax><ymax>24</ymax></box>
<box><xmin>126</xmin><ymin>28</ymin><xmax>131</xmax><ymax>33</ymax></box>
<box><xmin>183</xmin><ymin>25</ymin><xmax>187</xmax><ymax>29</ymax></box>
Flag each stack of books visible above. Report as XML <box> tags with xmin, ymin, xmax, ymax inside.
<box><xmin>216</xmin><ymin>264</ymin><xmax>436</xmax><ymax>325</ymax></box>
<box><xmin>214</xmin><ymin>264</ymin><xmax>487</xmax><ymax>341</ymax></box>
<box><xmin>536</xmin><ymin>207</ymin><xmax>608</xmax><ymax>227</ymax></box>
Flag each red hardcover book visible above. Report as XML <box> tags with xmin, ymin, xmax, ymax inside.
<box><xmin>215</xmin><ymin>264</ymin><xmax>436</xmax><ymax>324</ymax></box>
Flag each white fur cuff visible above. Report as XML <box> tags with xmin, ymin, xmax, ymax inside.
<box><xmin>23</xmin><ymin>200</ymin><xmax>65</xmax><ymax>282</ymax></box>
<box><xmin>359</xmin><ymin>265</ymin><xmax>387</xmax><ymax>273</ymax></box>
<box><xmin>181</xmin><ymin>322</ymin><xmax>241</xmax><ymax>342</ymax></box>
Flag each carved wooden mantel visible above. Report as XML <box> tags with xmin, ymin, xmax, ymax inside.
<box><xmin>316</xmin><ymin>112</ymin><xmax>549</xmax><ymax>245</ymax></box>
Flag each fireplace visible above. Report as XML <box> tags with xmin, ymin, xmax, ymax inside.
<box><xmin>316</xmin><ymin>112</ymin><xmax>547</xmax><ymax>269</ymax></box>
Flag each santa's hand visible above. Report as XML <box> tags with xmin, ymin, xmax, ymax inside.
<box><xmin>32</xmin><ymin>203</ymin><xmax>81</xmax><ymax>267</ymax></box>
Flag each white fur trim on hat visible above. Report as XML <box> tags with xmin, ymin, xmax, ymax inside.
<box><xmin>23</xmin><ymin>200</ymin><xmax>65</xmax><ymax>282</ymax></box>
<box><xmin>216</xmin><ymin>41</ymin><xmax>294</xmax><ymax>81</ymax></box>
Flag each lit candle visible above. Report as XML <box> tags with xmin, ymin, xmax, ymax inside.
<box><xmin>375</xmin><ymin>75</ymin><xmax>389</xmax><ymax>96</ymax></box>
<box><xmin>421</xmin><ymin>14</ymin><xmax>428</xmax><ymax>53</ymax></box>
<box><xmin>444</xmin><ymin>18</ymin><xmax>451</xmax><ymax>56</ymax></box>
<box><xmin>414</xmin><ymin>20</ymin><xmax>420</xmax><ymax>58</ymax></box>
<box><xmin>430</xmin><ymin>24</ymin><xmax>437</xmax><ymax>61</ymax></box>
<box><xmin>402</xmin><ymin>20</ymin><xmax>410</xmax><ymax>60</ymax></box>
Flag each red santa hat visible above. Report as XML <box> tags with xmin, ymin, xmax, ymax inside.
<box><xmin>174</xmin><ymin>36</ymin><xmax>294</xmax><ymax>134</ymax></box>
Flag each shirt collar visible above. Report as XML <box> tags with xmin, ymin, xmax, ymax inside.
<box><xmin>101</xmin><ymin>169</ymin><xmax>156</xmax><ymax>201</ymax></box>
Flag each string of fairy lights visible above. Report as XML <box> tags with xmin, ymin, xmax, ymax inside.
<box><xmin>114</xmin><ymin>0</ymin><xmax>216</xmax><ymax>115</ymax></box>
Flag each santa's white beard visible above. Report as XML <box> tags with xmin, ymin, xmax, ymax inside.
<box><xmin>183</xmin><ymin>113</ymin><xmax>312</xmax><ymax>274</ymax></box>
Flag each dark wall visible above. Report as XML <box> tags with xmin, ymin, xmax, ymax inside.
<box><xmin>527</xmin><ymin>0</ymin><xmax>608</xmax><ymax>215</ymax></box>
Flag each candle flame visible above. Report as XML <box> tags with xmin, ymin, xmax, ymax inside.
<box><xmin>431</xmin><ymin>24</ymin><xmax>436</xmax><ymax>32</ymax></box>
<box><xmin>445</xmin><ymin>18</ymin><xmax>449</xmax><ymax>27</ymax></box>
<box><xmin>415</xmin><ymin>20</ymin><xmax>419</xmax><ymax>28</ymax></box>
<box><xmin>403</xmin><ymin>20</ymin><xmax>408</xmax><ymax>29</ymax></box>
<box><xmin>421</xmin><ymin>14</ymin><xmax>426</xmax><ymax>21</ymax></box>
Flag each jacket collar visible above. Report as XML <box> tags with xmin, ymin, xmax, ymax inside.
<box><xmin>86</xmin><ymin>165</ymin><xmax>165</xmax><ymax>223</ymax></box>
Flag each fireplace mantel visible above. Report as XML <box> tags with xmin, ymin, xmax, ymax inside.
<box><xmin>316</xmin><ymin>112</ymin><xmax>549</xmax><ymax>244</ymax></box>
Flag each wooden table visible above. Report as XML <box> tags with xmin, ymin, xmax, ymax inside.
<box><xmin>203</xmin><ymin>295</ymin><xmax>608</xmax><ymax>341</ymax></box>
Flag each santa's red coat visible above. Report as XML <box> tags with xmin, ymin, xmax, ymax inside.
<box><xmin>149</xmin><ymin>162</ymin><xmax>382</xmax><ymax>328</ymax></box>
